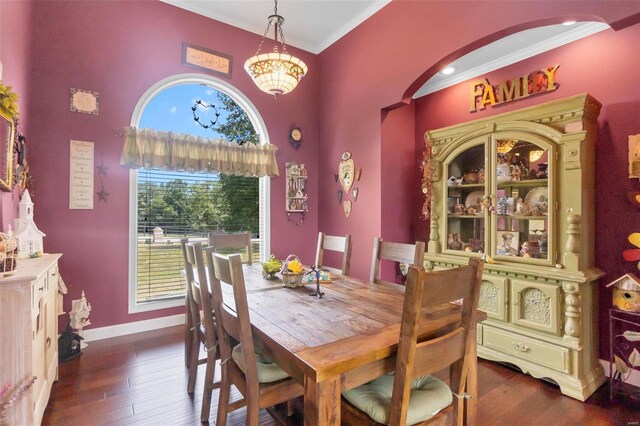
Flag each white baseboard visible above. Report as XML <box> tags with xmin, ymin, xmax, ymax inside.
<box><xmin>82</xmin><ymin>314</ymin><xmax>185</xmax><ymax>342</ymax></box>
<box><xmin>600</xmin><ymin>358</ymin><xmax>640</xmax><ymax>388</ymax></box>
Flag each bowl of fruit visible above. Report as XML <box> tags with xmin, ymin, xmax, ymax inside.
<box><xmin>262</xmin><ymin>255</ymin><xmax>282</xmax><ymax>280</ymax></box>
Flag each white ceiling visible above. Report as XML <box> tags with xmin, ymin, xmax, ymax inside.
<box><xmin>160</xmin><ymin>0</ymin><xmax>391</xmax><ymax>54</ymax></box>
<box><xmin>161</xmin><ymin>1</ymin><xmax>610</xmax><ymax>97</ymax></box>
<box><xmin>413</xmin><ymin>22</ymin><xmax>610</xmax><ymax>98</ymax></box>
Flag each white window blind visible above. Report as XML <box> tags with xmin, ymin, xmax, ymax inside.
<box><xmin>136</xmin><ymin>168</ymin><xmax>259</xmax><ymax>303</ymax></box>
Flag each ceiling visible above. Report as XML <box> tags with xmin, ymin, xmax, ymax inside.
<box><xmin>161</xmin><ymin>1</ymin><xmax>610</xmax><ymax>97</ymax></box>
<box><xmin>160</xmin><ymin>0</ymin><xmax>391</xmax><ymax>54</ymax></box>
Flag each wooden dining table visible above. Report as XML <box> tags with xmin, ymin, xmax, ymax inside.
<box><xmin>224</xmin><ymin>264</ymin><xmax>485</xmax><ymax>426</ymax></box>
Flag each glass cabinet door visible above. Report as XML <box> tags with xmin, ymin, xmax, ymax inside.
<box><xmin>491</xmin><ymin>137</ymin><xmax>553</xmax><ymax>263</ymax></box>
<box><xmin>445</xmin><ymin>142</ymin><xmax>487</xmax><ymax>254</ymax></box>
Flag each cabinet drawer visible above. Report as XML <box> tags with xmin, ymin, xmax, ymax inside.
<box><xmin>32</xmin><ymin>276</ymin><xmax>46</xmax><ymax>309</ymax></box>
<box><xmin>483</xmin><ymin>326</ymin><xmax>569</xmax><ymax>373</ymax></box>
<box><xmin>48</xmin><ymin>264</ymin><xmax>58</xmax><ymax>291</ymax></box>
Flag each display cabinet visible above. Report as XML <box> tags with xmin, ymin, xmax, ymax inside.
<box><xmin>424</xmin><ymin>94</ymin><xmax>605</xmax><ymax>401</ymax></box>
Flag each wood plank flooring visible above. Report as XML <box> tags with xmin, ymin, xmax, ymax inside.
<box><xmin>43</xmin><ymin>325</ymin><xmax>639</xmax><ymax>425</ymax></box>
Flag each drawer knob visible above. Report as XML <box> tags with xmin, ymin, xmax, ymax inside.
<box><xmin>47</xmin><ymin>337</ymin><xmax>52</xmax><ymax>348</ymax></box>
<box><xmin>512</xmin><ymin>342</ymin><xmax>530</xmax><ymax>352</ymax></box>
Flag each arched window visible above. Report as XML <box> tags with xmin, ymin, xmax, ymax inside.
<box><xmin>128</xmin><ymin>74</ymin><xmax>270</xmax><ymax>313</ymax></box>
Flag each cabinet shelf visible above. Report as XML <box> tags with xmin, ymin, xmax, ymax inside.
<box><xmin>497</xmin><ymin>178</ymin><xmax>548</xmax><ymax>188</ymax></box>
<box><xmin>448</xmin><ymin>183</ymin><xmax>485</xmax><ymax>190</ymax></box>
<box><xmin>448</xmin><ymin>215</ymin><xmax>485</xmax><ymax>219</ymax></box>
<box><xmin>498</xmin><ymin>214</ymin><xmax>548</xmax><ymax>220</ymax></box>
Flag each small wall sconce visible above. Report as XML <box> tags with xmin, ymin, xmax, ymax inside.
<box><xmin>629</xmin><ymin>134</ymin><xmax>640</xmax><ymax>179</ymax></box>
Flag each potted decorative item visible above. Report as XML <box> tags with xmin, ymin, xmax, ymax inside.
<box><xmin>280</xmin><ymin>255</ymin><xmax>305</xmax><ymax>288</ymax></box>
<box><xmin>261</xmin><ymin>255</ymin><xmax>282</xmax><ymax>280</ymax></box>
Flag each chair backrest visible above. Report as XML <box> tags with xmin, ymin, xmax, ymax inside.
<box><xmin>184</xmin><ymin>242</ymin><xmax>218</xmax><ymax>352</ymax></box>
<box><xmin>369</xmin><ymin>237</ymin><xmax>426</xmax><ymax>285</ymax></box>
<box><xmin>206</xmin><ymin>249</ymin><xmax>259</xmax><ymax>393</ymax></box>
<box><xmin>181</xmin><ymin>238</ymin><xmax>202</xmax><ymax>334</ymax></box>
<box><xmin>315</xmin><ymin>232</ymin><xmax>352</xmax><ymax>276</ymax></box>
<box><xmin>208</xmin><ymin>231</ymin><xmax>253</xmax><ymax>265</ymax></box>
<box><xmin>388</xmin><ymin>259</ymin><xmax>483</xmax><ymax>426</ymax></box>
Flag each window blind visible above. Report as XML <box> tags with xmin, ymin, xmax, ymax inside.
<box><xmin>136</xmin><ymin>168</ymin><xmax>259</xmax><ymax>303</ymax></box>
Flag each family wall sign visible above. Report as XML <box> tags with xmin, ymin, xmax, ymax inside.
<box><xmin>469</xmin><ymin>65</ymin><xmax>560</xmax><ymax>112</ymax></box>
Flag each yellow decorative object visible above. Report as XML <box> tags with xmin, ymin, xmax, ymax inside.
<box><xmin>606</xmin><ymin>273</ymin><xmax>640</xmax><ymax>312</ymax></box>
<box><xmin>261</xmin><ymin>254</ymin><xmax>282</xmax><ymax>279</ymax></box>
<box><xmin>280</xmin><ymin>254</ymin><xmax>305</xmax><ymax>288</ymax></box>
<box><xmin>0</xmin><ymin>81</ymin><xmax>19</xmax><ymax>119</ymax></box>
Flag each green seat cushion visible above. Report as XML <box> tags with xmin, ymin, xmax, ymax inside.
<box><xmin>231</xmin><ymin>344</ymin><xmax>290</xmax><ymax>383</ymax></box>
<box><xmin>342</xmin><ymin>374</ymin><xmax>452</xmax><ymax>425</ymax></box>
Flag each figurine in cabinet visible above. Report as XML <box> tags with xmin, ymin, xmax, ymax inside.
<box><xmin>447</xmin><ymin>233</ymin><xmax>462</xmax><ymax>250</ymax></box>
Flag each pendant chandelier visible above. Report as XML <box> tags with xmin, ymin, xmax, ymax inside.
<box><xmin>244</xmin><ymin>0</ymin><xmax>307</xmax><ymax>96</ymax></box>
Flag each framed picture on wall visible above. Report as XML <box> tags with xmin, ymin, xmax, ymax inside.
<box><xmin>182</xmin><ymin>42</ymin><xmax>232</xmax><ymax>78</ymax></box>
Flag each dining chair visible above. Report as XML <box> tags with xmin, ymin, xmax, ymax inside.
<box><xmin>205</xmin><ymin>250</ymin><xmax>304</xmax><ymax>426</ymax></box>
<box><xmin>315</xmin><ymin>232</ymin><xmax>352</xmax><ymax>275</ymax></box>
<box><xmin>370</xmin><ymin>238</ymin><xmax>426</xmax><ymax>285</ymax></box>
<box><xmin>183</xmin><ymin>242</ymin><xmax>221</xmax><ymax>422</ymax></box>
<box><xmin>342</xmin><ymin>258</ymin><xmax>484</xmax><ymax>426</ymax></box>
<box><xmin>187</xmin><ymin>242</ymin><xmax>223</xmax><ymax>421</ymax></box>
<box><xmin>179</xmin><ymin>238</ymin><xmax>199</xmax><ymax>369</ymax></box>
<box><xmin>208</xmin><ymin>231</ymin><xmax>253</xmax><ymax>265</ymax></box>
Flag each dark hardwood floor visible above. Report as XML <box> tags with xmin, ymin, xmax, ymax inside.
<box><xmin>43</xmin><ymin>325</ymin><xmax>640</xmax><ymax>425</ymax></box>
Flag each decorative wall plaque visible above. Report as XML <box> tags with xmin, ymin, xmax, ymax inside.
<box><xmin>338</xmin><ymin>152</ymin><xmax>355</xmax><ymax>194</ymax></box>
<box><xmin>70</xmin><ymin>88</ymin><xmax>99</xmax><ymax>115</ymax></box>
<box><xmin>182</xmin><ymin>42</ymin><xmax>232</xmax><ymax>78</ymax></box>
<box><xmin>69</xmin><ymin>140</ymin><xmax>94</xmax><ymax>209</ymax></box>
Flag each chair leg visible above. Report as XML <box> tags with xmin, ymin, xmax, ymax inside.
<box><xmin>216</xmin><ymin>364</ymin><xmax>231</xmax><ymax>426</ymax></box>
<box><xmin>200</xmin><ymin>349</ymin><xmax>217</xmax><ymax>422</ymax></box>
<box><xmin>187</xmin><ymin>333</ymin><xmax>200</xmax><ymax>394</ymax></box>
<box><xmin>246</xmin><ymin>401</ymin><xmax>260</xmax><ymax>426</ymax></box>
<box><xmin>286</xmin><ymin>399</ymin><xmax>295</xmax><ymax>417</ymax></box>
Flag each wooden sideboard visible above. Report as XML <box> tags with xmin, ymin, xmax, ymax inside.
<box><xmin>0</xmin><ymin>254</ymin><xmax>62</xmax><ymax>425</ymax></box>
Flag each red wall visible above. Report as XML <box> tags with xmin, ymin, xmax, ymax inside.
<box><xmin>317</xmin><ymin>0</ymin><xmax>640</xmax><ymax>280</ymax></box>
<box><xmin>4</xmin><ymin>1</ymin><xmax>319</xmax><ymax>328</ymax></box>
<box><xmin>415</xmin><ymin>24</ymin><xmax>640</xmax><ymax>359</ymax></box>
<box><xmin>0</xmin><ymin>1</ymin><xmax>33</xmax><ymax>140</ymax></box>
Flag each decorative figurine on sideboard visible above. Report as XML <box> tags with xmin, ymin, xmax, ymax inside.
<box><xmin>69</xmin><ymin>291</ymin><xmax>92</xmax><ymax>349</ymax></box>
<box><xmin>13</xmin><ymin>189</ymin><xmax>45</xmax><ymax>258</ymax></box>
<box><xmin>607</xmin><ymin>274</ymin><xmax>640</xmax><ymax>312</ymax></box>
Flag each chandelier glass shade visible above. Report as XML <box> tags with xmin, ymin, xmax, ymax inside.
<box><xmin>244</xmin><ymin>1</ymin><xmax>307</xmax><ymax>96</ymax></box>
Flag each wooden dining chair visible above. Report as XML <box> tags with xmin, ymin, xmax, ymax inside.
<box><xmin>205</xmin><ymin>250</ymin><xmax>304</xmax><ymax>426</ymax></box>
<box><xmin>208</xmin><ymin>231</ymin><xmax>253</xmax><ymax>265</ymax></box>
<box><xmin>315</xmin><ymin>232</ymin><xmax>352</xmax><ymax>275</ymax></box>
<box><xmin>342</xmin><ymin>258</ymin><xmax>484</xmax><ymax>426</ymax></box>
<box><xmin>183</xmin><ymin>242</ymin><xmax>221</xmax><ymax>422</ymax></box>
<box><xmin>179</xmin><ymin>238</ymin><xmax>199</xmax><ymax>369</ymax></box>
<box><xmin>370</xmin><ymin>238</ymin><xmax>426</xmax><ymax>285</ymax></box>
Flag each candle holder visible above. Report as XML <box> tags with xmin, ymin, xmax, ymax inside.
<box><xmin>306</xmin><ymin>265</ymin><xmax>324</xmax><ymax>299</ymax></box>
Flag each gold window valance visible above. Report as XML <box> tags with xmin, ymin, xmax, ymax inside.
<box><xmin>119</xmin><ymin>127</ymin><xmax>279</xmax><ymax>177</ymax></box>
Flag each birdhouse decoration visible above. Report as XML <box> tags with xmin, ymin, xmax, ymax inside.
<box><xmin>13</xmin><ymin>189</ymin><xmax>45</xmax><ymax>258</ymax></box>
<box><xmin>607</xmin><ymin>273</ymin><xmax>640</xmax><ymax>312</ymax></box>
<box><xmin>69</xmin><ymin>290</ymin><xmax>92</xmax><ymax>349</ymax></box>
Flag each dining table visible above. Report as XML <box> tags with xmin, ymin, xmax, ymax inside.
<box><xmin>223</xmin><ymin>264</ymin><xmax>486</xmax><ymax>426</ymax></box>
